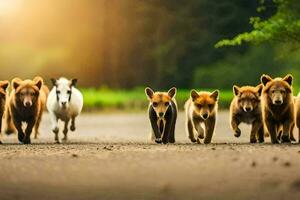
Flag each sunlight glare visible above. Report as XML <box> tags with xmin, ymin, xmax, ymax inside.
<box><xmin>0</xmin><ymin>0</ymin><xmax>22</xmax><ymax>17</ymax></box>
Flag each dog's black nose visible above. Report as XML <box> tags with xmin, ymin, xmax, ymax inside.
<box><xmin>245</xmin><ymin>107</ymin><xmax>251</xmax><ymax>112</ymax></box>
<box><xmin>202</xmin><ymin>113</ymin><xmax>208</xmax><ymax>119</ymax></box>
<box><xmin>274</xmin><ymin>100</ymin><xmax>282</xmax><ymax>105</ymax></box>
<box><xmin>25</xmin><ymin>102</ymin><xmax>31</xmax><ymax>107</ymax></box>
<box><xmin>159</xmin><ymin>112</ymin><xmax>164</xmax><ymax>117</ymax></box>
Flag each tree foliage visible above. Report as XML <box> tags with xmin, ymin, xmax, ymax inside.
<box><xmin>216</xmin><ymin>0</ymin><xmax>300</xmax><ymax>48</ymax></box>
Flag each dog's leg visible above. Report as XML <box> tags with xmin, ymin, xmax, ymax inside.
<box><xmin>265</xmin><ymin>118</ymin><xmax>279</xmax><ymax>144</ymax></box>
<box><xmin>257</xmin><ymin>125</ymin><xmax>264</xmax><ymax>143</ymax></box>
<box><xmin>204</xmin><ymin>116</ymin><xmax>216</xmax><ymax>144</ymax></box>
<box><xmin>13</xmin><ymin>119</ymin><xmax>24</xmax><ymax>143</ymax></box>
<box><xmin>187</xmin><ymin>119</ymin><xmax>196</xmax><ymax>143</ymax></box>
<box><xmin>34</xmin><ymin>109</ymin><xmax>43</xmax><ymax>139</ymax></box>
<box><xmin>23</xmin><ymin>119</ymin><xmax>35</xmax><ymax>144</ymax></box>
<box><xmin>193</xmin><ymin>117</ymin><xmax>204</xmax><ymax>141</ymax></box>
<box><xmin>281</xmin><ymin>120</ymin><xmax>292</xmax><ymax>143</ymax></box>
<box><xmin>4</xmin><ymin>109</ymin><xmax>15</xmax><ymax>134</ymax></box>
<box><xmin>289</xmin><ymin>123</ymin><xmax>296</xmax><ymax>142</ymax></box>
<box><xmin>62</xmin><ymin>119</ymin><xmax>70</xmax><ymax>142</ymax></box>
<box><xmin>50</xmin><ymin>112</ymin><xmax>59</xmax><ymax>143</ymax></box>
<box><xmin>231</xmin><ymin>116</ymin><xmax>241</xmax><ymax>137</ymax></box>
<box><xmin>168</xmin><ymin>111</ymin><xmax>177</xmax><ymax>143</ymax></box>
<box><xmin>70</xmin><ymin>117</ymin><xmax>76</xmax><ymax>132</ymax></box>
<box><xmin>250</xmin><ymin>121</ymin><xmax>260</xmax><ymax>143</ymax></box>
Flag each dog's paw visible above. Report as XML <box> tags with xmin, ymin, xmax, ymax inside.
<box><xmin>281</xmin><ymin>134</ymin><xmax>291</xmax><ymax>143</ymax></box>
<box><xmin>189</xmin><ymin>137</ymin><xmax>197</xmax><ymax>143</ymax></box>
<box><xmin>155</xmin><ymin>138</ymin><xmax>162</xmax><ymax>144</ymax></box>
<box><xmin>234</xmin><ymin>128</ymin><xmax>241</xmax><ymax>138</ymax></box>
<box><xmin>70</xmin><ymin>125</ymin><xmax>76</xmax><ymax>132</ymax></box>
<box><xmin>250</xmin><ymin>138</ymin><xmax>257</xmax><ymax>143</ymax></box>
<box><xmin>53</xmin><ymin>127</ymin><xmax>59</xmax><ymax>134</ymax></box>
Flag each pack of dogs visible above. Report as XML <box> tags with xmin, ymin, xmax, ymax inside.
<box><xmin>0</xmin><ymin>74</ymin><xmax>298</xmax><ymax>145</ymax></box>
<box><xmin>146</xmin><ymin>74</ymin><xmax>300</xmax><ymax>144</ymax></box>
<box><xmin>0</xmin><ymin>77</ymin><xmax>83</xmax><ymax>144</ymax></box>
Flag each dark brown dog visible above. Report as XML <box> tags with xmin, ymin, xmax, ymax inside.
<box><xmin>4</xmin><ymin>77</ymin><xmax>48</xmax><ymax>144</ymax></box>
<box><xmin>230</xmin><ymin>84</ymin><xmax>264</xmax><ymax>143</ymax></box>
<box><xmin>261</xmin><ymin>74</ymin><xmax>294</xmax><ymax>143</ymax></box>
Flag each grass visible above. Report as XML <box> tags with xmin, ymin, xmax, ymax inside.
<box><xmin>81</xmin><ymin>87</ymin><xmax>233</xmax><ymax>111</ymax></box>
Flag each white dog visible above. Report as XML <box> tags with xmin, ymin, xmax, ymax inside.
<box><xmin>47</xmin><ymin>77</ymin><xmax>83</xmax><ymax>143</ymax></box>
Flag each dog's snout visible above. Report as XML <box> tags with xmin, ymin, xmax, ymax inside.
<box><xmin>245</xmin><ymin>107</ymin><xmax>251</xmax><ymax>112</ymax></box>
<box><xmin>202</xmin><ymin>113</ymin><xmax>208</xmax><ymax>119</ymax></box>
<box><xmin>25</xmin><ymin>102</ymin><xmax>31</xmax><ymax>107</ymax></box>
<box><xmin>274</xmin><ymin>100</ymin><xmax>282</xmax><ymax>105</ymax></box>
<box><xmin>159</xmin><ymin>112</ymin><xmax>164</xmax><ymax>117</ymax></box>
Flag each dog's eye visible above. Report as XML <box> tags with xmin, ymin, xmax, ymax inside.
<box><xmin>196</xmin><ymin>104</ymin><xmax>202</xmax><ymax>109</ymax></box>
<box><xmin>280</xmin><ymin>90</ymin><xmax>285</xmax><ymax>94</ymax></box>
<box><xmin>152</xmin><ymin>102</ymin><xmax>158</xmax><ymax>107</ymax></box>
<box><xmin>164</xmin><ymin>102</ymin><xmax>169</xmax><ymax>106</ymax></box>
<box><xmin>56</xmin><ymin>90</ymin><xmax>61</xmax><ymax>94</ymax></box>
<box><xmin>238</xmin><ymin>98</ymin><xmax>245</xmax><ymax>102</ymax></box>
<box><xmin>208</xmin><ymin>104</ymin><xmax>213</xmax><ymax>109</ymax></box>
<box><xmin>67</xmin><ymin>90</ymin><xmax>71</xmax><ymax>94</ymax></box>
<box><xmin>30</xmin><ymin>92</ymin><xmax>35</xmax><ymax>96</ymax></box>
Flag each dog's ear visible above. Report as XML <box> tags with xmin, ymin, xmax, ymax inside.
<box><xmin>233</xmin><ymin>85</ymin><xmax>240</xmax><ymax>96</ymax></box>
<box><xmin>34</xmin><ymin>77</ymin><xmax>43</xmax><ymax>90</ymax></box>
<box><xmin>256</xmin><ymin>84</ymin><xmax>263</xmax><ymax>96</ymax></box>
<box><xmin>12</xmin><ymin>78</ymin><xmax>22</xmax><ymax>90</ymax></box>
<box><xmin>50</xmin><ymin>78</ymin><xmax>57</xmax><ymax>87</ymax></box>
<box><xmin>190</xmin><ymin>90</ymin><xmax>199</xmax><ymax>101</ymax></box>
<box><xmin>33</xmin><ymin>76</ymin><xmax>44</xmax><ymax>84</ymax></box>
<box><xmin>261</xmin><ymin>74</ymin><xmax>273</xmax><ymax>86</ymax></box>
<box><xmin>70</xmin><ymin>78</ymin><xmax>78</xmax><ymax>87</ymax></box>
<box><xmin>0</xmin><ymin>80</ymin><xmax>9</xmax><ymax>91</ymax></box>
<box><xmin>145</xmin><ymin>87</ymin><xmax>154</xmax><ymax>100</ymax></box>
<box><xmin>210</xmin><ymin>90</ymin><xmax>219</xmax><ymax>101</ymax></box>
<box><xmin>168</xmin><ymin>87</ymin><xmax>177</xmax><ymax>98</ymax></box>
<box><xmin>282</xmin><ymin>74</ymin><xmax>293</xmax><ymax>86</ymax></box>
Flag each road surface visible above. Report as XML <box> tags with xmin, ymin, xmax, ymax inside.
<box><xmin>0</xmin><ymin>111</ymin><xmax>300</xmax><ymax>200</ymax></box>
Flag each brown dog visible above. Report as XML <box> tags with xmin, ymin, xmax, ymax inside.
<box><xmin>261</xmin><ymin>74</ymin><xmax>294</xmax><ymax>143</ymax></box>
<box><xmin>230</xmin><ymin>84</ymin><xmax>264</xmax><ymax>143</ymax></box>
<box><xmin>185</xmin><ymin>90</ymin><xmax>219</xmax><ymax>144</ymax></box>
<box><xmin>4</xmin><ymin>77</ymin><xmax>49</xmax><ymax>144</ymax></box>
<box><xmin>0</xmin><ymin>81</ymin><xmax>9</xmax><ymax>144</ymax></box>
<box><xmin>145</xmin><ymin>87</ymin><xmax>177</xmax><ymax>144</ymax></box>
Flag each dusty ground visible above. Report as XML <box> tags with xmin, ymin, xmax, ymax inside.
<box><xmin>1</xmin><ymin>111</ymin><xmax>300</xmax><ymax>200</ymax></box>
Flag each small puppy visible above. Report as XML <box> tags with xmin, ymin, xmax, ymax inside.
<box><xmin>145</xmin><ymin>87</ymin><xmax>177</xmax><ymax>144</ymax></box>
<box><xmin>261</xmin><ymin>74</ymin><xmax>294</xmax><ymax>143</ymax></box>
<box><xmin>0</xmin><ymin>81</ymin><xmax>9</xmax><ymax>144</ymax></box>
<box><xmin>5</xmin><ymin>77</ymin><xmax>48</xmax><ymax>144</ymax></box>
<box><xmin>185</xmin><ymin>90</ymin><xmax>219</xmax><ymax>144</ymax></box>
<box><xmin>230</xmin><ymin>84</ymin><xmax>264</xmax><ymax>143</ymax></box>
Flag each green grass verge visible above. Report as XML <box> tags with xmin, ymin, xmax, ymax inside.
<box><xmin>81</xmin><ymin>87</ymin><xmax>233</xmax><ymax>111</ymax></box>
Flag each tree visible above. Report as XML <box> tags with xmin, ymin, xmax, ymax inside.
<box><xmin>215</xmin><ymin>0</ymin><xmax>300</xmax><ymax>48</ymax></box>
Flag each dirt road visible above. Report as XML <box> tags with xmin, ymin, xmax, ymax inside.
<box><xmin>1</xmin><ymin>111</ymin><xmax>300</xmax><ymax>200</ymax></box>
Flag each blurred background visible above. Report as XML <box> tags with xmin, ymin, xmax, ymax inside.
<box><xmin>0</xmin><ymin>0</ymin><xmax>299</xmax><ymax>110</ymax></box>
